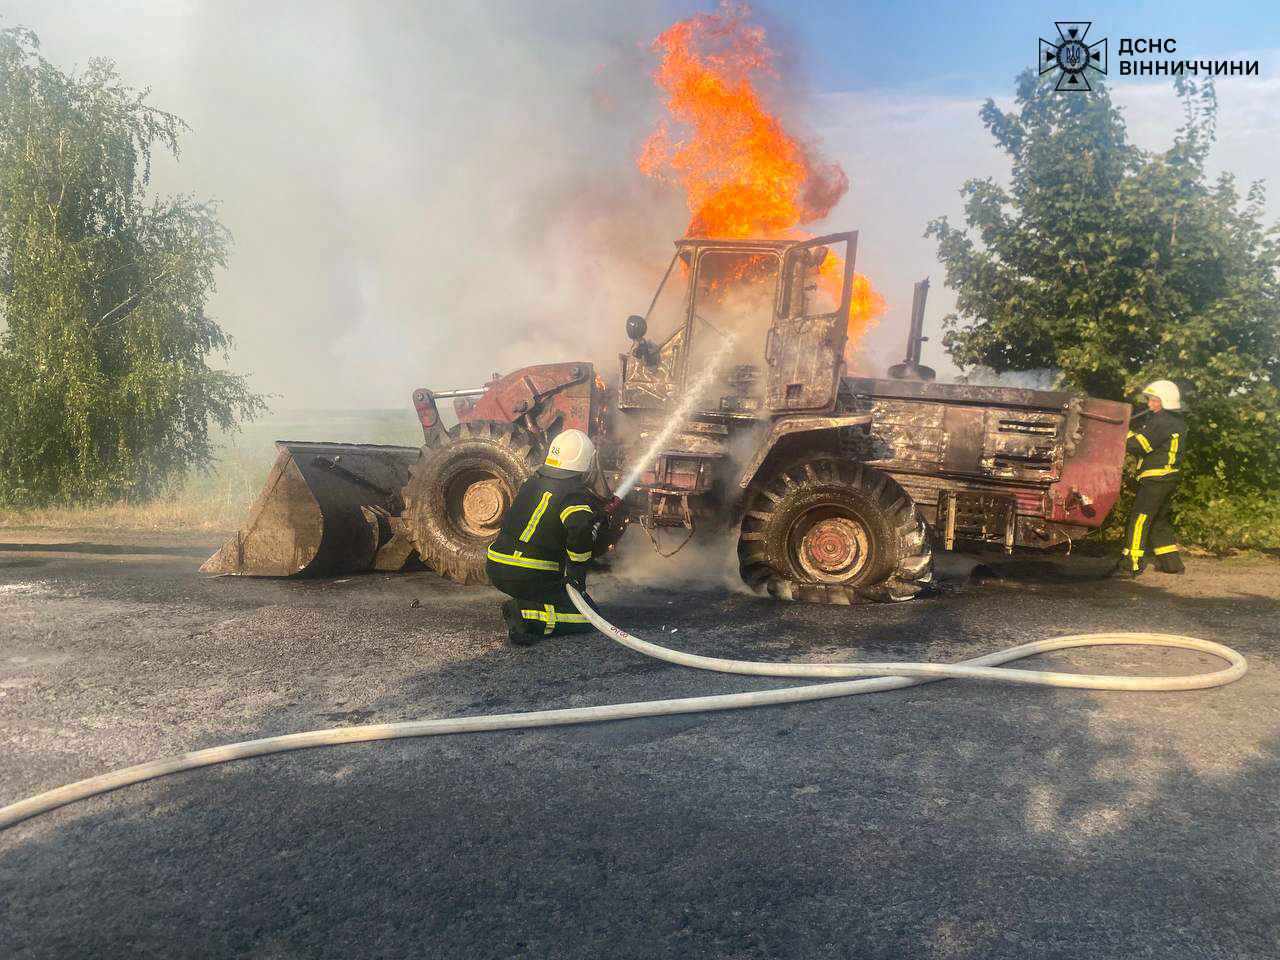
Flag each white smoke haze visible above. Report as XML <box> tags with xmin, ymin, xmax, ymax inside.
<box><xmin>958</xmin><ymin>367</ymin><xmax>1064</xmax><ymax>391</ymax></box>
<box><xmin>4</xmin><ymin>0</ymin><xmax>692</xmax><ymax>409</ymax></box>
<box><xmin>602</xmin><ymin>527</ymin><xmax>751</xmax><ymax>597</ymax></box>
<box><xmin>6</xmin><ymin>2</ymin><xmax>1277</xmax><ymax>409</ymax></box>
<box><xmin>616</xmin><ymin>334</ymin><xmax>738</xmax><ymax>497</ymax></box>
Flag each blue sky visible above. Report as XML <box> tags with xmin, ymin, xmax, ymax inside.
<box><xmin>748</xmin><ymin>0</ymin><xmax>1280</xmax><ymax>94</ymax></box>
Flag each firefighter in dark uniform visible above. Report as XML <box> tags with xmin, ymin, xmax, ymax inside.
<box><xmin>486</xmin><ymin>428</ymin><xmax>603</xmax><ymax>644</ymax></box>
<box><xmin>1116</xmin><ymin>380</ymin><xmax>1187</xmax><ymax>577</ymax></box>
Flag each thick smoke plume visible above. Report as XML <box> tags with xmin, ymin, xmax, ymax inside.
<box><xmin>6</xmin><ymin>0</ymin><xmax>692</xmax><ymax>409</ymax></box>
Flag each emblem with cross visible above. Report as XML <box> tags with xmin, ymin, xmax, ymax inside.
<box><xmin>1040</xmin><ymin>22</ymin><xmax>1107</xmax><ymax>91</ymax></box>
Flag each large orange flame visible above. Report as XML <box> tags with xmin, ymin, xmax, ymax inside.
<box><xmin>639</xmin><ymin>2</ymin><xmax>884</xmax><ymax>347</ymax></box>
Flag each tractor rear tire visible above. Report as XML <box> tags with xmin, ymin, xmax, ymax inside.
<box><xmin>401</xmin><ymin>421</ymin><xmax>541</xmax><ymax>584</ymax></box>
<box><xmin>737</xmin><ymin>457</ymin><xmax>933</xmax><ymax>604</ymax></box>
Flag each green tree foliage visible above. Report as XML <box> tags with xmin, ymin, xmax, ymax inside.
<box><xmin>928</xmin><ymin>71</ymin><xmax>1280</xmax><ymax>529</ymax></box>
<box><xmin>0</xmin><ymin>27</ymin><xmax>264</xmax><ymax>505</ymax></box>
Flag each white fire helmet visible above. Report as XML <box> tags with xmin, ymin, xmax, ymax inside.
<box><xmin>1142</xmin><ymin>379</ymin><xmax>1182</xmax><ymax>411</ymax></box>
<box><xmin>544</xmin><ymin>428</ymin><xmax>596</xmax><ymax>474</ymax></box>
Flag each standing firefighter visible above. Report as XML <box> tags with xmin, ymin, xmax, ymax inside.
<box><xmin>1117</xmin><ymin>380</ymin><xmax>1187</xmax><ymax>577</ymax></box>
<box><xmin>486</xmin><ymin>429</ymin><xmax>603</xmax><ymax>645</ymax></box>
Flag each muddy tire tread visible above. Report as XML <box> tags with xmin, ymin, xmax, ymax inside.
<box><xmin>402</xmin><ymin>421</ymin><xmax>541</xmax><ymax>584</ymax></box>
<box><xmin>738</xmin><ymin>454</ymin><xmax>933</xmax><ymax>605</ymax></box>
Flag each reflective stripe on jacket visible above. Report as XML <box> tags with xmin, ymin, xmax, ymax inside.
<box><xmin>1127</xmin><ymin>409</ymin><xmax>1187</xmax><ymax>480</ymax></box>
<box><xmin>487</xmin><ymin>468</ymin><xmax>598</xmax><ymax>576</ymax></box>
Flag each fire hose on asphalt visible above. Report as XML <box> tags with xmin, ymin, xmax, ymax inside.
<box><xmin>0</xmin><ymin>584</ymin><xmax>1247</xmax><ymax>830</ymax></box>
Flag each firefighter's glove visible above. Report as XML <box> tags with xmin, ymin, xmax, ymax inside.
<box><xmin>564</xmin><ymin>563</ymin><xmax>588</xmax><ymax>593</ymax></box>
<box><xmin>584</xmin><ymin>499</ymin><xmax>609</xmax><ymax>545</ymax></box>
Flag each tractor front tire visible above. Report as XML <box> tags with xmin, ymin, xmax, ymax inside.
<box><xmin>738</xmin><ymin>457</ymin><xmax>933</xmax><ymax>604</ymax></box>
<box><xmin>401</xmin><ymin>421</ymin><xmax>541</xmax><ymax>584</ymax></box>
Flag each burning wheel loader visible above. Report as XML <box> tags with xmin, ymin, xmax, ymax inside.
<box><xmin>204</xmin><ymin>231</ymin><xmax>1132</xmax><ymax>603</ymax></box>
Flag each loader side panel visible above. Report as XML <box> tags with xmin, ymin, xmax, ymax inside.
<box><xmin>841</xmin><ymin>377</ymin><xmax>1130</xmax><ymax>543</ymax></box>
<box><xmin>859</xmin><ymin>399</ymin><xmax>947</xmax><ymax>467</ymax></box>
<box><xmin>855</xmin><ymin>397</ymin><xmax>1066</xmax><ymax>484</ymax></box>
<box><xmin>980</xmin><ymin>407</ymin><xmax>1063</xmax><ymax>482</ymax></box>
<box><xmin>942</xmin><ymin>406</ymin><xmax>985</xmax><ymax>474</ymax></box>
<box><xmin>846</xmin><ymin>378</ymin><xmax>1072</xmax><ymax>490</ymax></box>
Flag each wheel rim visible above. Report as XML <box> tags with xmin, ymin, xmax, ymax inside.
<box><xmin>461</xmin><ymin>478</ymin><xmax>506</xmax><ymax>530</ymax></box>
<box><xmin>790</xmin><ymin>506</ymin><xmax>871</xmax><ymax>584</ymax></box>
<box><xmin>445</xmin><ymin>465</ymin><xmax>511</xmax><ymax>539</ymax></box>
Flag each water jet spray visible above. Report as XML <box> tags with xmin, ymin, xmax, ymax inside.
<box><xmin>614</xmin><ymin>334</ymin><xmax>737</xmax><ymax>499</ymax></box>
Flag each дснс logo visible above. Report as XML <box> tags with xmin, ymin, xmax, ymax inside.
<box><xmin>1040</xmin><ymin>22</ymin><xmax>1107</xmax><ymax>91</ymax></box>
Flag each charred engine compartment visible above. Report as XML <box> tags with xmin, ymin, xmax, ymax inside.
<box><xmin>839</xmin><ymin>378</ymin><xmax>1131</xmax><ymax>551</ymax></box>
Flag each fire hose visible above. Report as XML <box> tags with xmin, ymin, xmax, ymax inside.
<box><xmin>0</xmin><ymin>584</ymin><xmax>1247</xmax><ymax>830</ymax></box>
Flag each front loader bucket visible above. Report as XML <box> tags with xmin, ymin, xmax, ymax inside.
<box><xmin>201</xmin><ymin>442</ymin><xmax>420</xmax><ymax>577</ymax></box>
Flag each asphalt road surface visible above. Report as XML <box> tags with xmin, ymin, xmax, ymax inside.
<box><xmin>2</xmin><ymin>531</ymin><xmax>1278</xmax><ymax>959</ymax></box>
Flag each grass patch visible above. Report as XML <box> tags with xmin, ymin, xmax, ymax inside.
<box><xmin>0</xmin><ymin>408</ymin><xmax>424</xmax><ymax>533</ymax></box>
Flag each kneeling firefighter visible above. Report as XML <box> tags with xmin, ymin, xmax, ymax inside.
<box><xmin>1117</xmin><ymin>379</ymin><xmax>1188</xmax><ymax>577</ymax></box>
<box><xmin>486</xmin><ymin>428</ymin><xmax>607</xmax><ymax>645</ymax></box>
